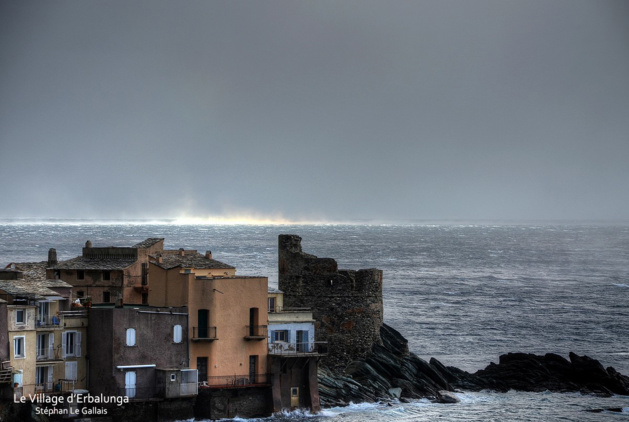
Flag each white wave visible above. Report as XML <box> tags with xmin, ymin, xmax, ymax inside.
<box><xmin>613</xmin><ymin>283</ymin><xmax>629</xmax><ymax>288</ymax></box>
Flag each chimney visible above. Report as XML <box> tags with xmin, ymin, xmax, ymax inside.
<box><xmin>157</xmin><ymin>256</ymin><xmax>163</xmax><ymax>264</ymax></box>
<box><xmin>205</xmin><ymin>251</ymin><xmax>212</xmax><ymax>259</ymax></box>
<box><xmin>48</xmin><ymin>248</ymin><xmax>58</xmax><ymax>266</ymax></box>
<box><xmin>179</xmin><ymin>248</ymin><xmax>185</xmax><ymax>257</ymax></box>
<box><xmin>85</xmin><ymin>240</ymin><xmax>92</xmax><ymax>248</ymax></box>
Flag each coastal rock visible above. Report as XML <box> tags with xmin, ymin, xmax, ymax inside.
<box><xmin>445</xmin><ymin>352</ymin><xmax>629</xmax><ymax>396</ymax></box>
<box><xmin>319</xmin><ymin>324</ymin><xmax>457</xmax><ymax>405</ymax></box>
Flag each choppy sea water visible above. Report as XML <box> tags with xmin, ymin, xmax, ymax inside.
<box><xmin>1</xmin><ymin>221</ymin><xmax>628</xmax><ymax>420</ymax></box>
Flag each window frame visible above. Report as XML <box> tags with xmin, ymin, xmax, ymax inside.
<box><xmin>14</xmin><ymin>336</ymin><xmax>25</xmax><ymax>359</ymax></box>
<box><xmin>15</xmin><ymin>308</ymin><xmax>26</xmax><ymax>325</ymax></box>
<box><xmin>126</xmin><ymin>328</ymin><xmax>136</xmax><ymax>346</ymax></box>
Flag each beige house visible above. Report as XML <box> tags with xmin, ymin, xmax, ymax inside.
<box><xmin>0</xmin><ymin>266</ymin><xmax>88</xmax><ymax>397</ymax></box>
<box><xmin>149</xmin><ymin>249</ymin><xmax>269</xmax><ymax>387</ymax></box>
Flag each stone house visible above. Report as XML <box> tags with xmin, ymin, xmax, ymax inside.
<box><xmin>87</xmin><ymin>306</ymin><xmax>196</xmax><ymax>402</ymax></box>
<box><xmin>46</xmin><ymin>238</ymin><xmax>165</xmax><ymax>306</ymax></box>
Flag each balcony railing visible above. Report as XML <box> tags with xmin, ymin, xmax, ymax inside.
<box><xmin>244</xmin><ymin>325</ymin><xmax>267</xmax><ymax>340</ymax></box>
<box><xmin>34</xmin><ymin>379</ymin><xmax>78</xmax><ymax>395</ymax></box>
<box><xmin>268</xmin><ymin>306</ymin><xmax>312</xmax><ymax>314</ymax></box>
<box><xmin>202</xmin><ymin>373</ymin><xmax>269</xmax><ymax>388</ymax></box>
<box><xmin>36</xmin><ymin>347</ymin><xmax>62</xmax><ymax>361</ymax></box>
<box><xmin>36</xmin><ymin>314</ymin><xmax>64</xmax><ymax>329</ymax></box>
<box><xmin>268</xmin><ymin>341</ymin><xmax>329</xmax><ymax>356</ymax></box>
<box><xmin>192</xmin><ymin>326</ymin><xmax>217</xmax><ymax>341</ymax></box>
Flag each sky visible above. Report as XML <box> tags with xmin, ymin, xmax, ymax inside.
<box><xmin>1</xmin><ymin>1</ymin><xmax>628</xmax><ymax>223</ymax></box>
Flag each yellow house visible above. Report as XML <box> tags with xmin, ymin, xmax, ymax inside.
<box><xmin>149</xmin><ymin>249</ymin><xmax>268</xmax><ymax>386</ymax></box>
<box><xmin>0</xmin><ymin>268</ymin><xmax>88</xmax><ymax>397</ymax></box>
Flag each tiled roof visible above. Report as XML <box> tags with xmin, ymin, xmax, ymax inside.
<box><xmin>50</xmin><ymin>256</ymin><xmax>137</xmax><ymax>270</ymax></box>
<box><xmin>0</xmin><ymin>279</ymin><xmax>66</xmax><ymax>300</ymax></box>
<box><xmin>132</xmin><ymin>238</ymin><xmax>164</xmax><ymax>249</ymax></box>
<box><xmin>152</xmin><ymin>252</ymin><xmax>235</xmax><ymax>270</ymax></box>
<box><xmin>5</xmin><ymin>262</ymin><xmax>72</xmax><ymax>289</ymax></box>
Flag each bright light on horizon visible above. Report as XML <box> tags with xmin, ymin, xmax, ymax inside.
<box><xmin>172</xmin><ymin>212</ymin><xmax>332</xmax><ymax>226</ymax></box>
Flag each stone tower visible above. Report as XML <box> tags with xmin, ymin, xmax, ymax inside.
<box><xmin>278</xmin><ymin>234</ymin><xmax>384</xmax><ymax>370</ymax></box>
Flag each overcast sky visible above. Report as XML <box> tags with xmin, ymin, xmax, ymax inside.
<box><xmin>1</xmin><ymin>1</ymin><xmax>628</xmax><ymax>223</ymax></box>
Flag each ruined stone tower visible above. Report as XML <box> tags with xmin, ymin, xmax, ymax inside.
<box><xmin>278</xmin><ymin>234</ymin><xmax>384</xmax><ymax>370</ymax></box>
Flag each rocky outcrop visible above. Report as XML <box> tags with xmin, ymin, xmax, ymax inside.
<box><xmin>319</xmin><ymin>325</ymin><xmax>629</xmax><ymax>406</ymax></box>
<box><xmin>441</xmin><ymin>352</ymin><xmax>629</xmax><ymax>396</ymax></box>
<box><xmin>318</xmin><ymin>324</ymin><xmax>456</xmax><ymax>406</ymax></box>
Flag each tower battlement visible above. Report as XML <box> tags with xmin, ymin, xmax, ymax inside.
<box><xmin>278</xmin><ymin>235</ymin><xmax>383</xmax><ymax>370</ymax></box>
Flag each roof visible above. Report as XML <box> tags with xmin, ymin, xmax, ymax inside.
<box><xmin>268</xmin><ymin>287</ymin><xmax>283</xmax><ymax>294</ymax></box>
<box><xmin>3</xmin><ymin>262</ymin><xmax>72</xmax><ymax>289</ymax></box>
<box><xmin>50</xmin><ymin>256</ymin><xmax>137</xmax><ymax>270</ymax></box>
<box><xmin>0</xmin><ymin>279</ymin><xmax>67</xmax><ymax>300</ymax></box>
<box><xmin>132</xmin><ymin>238</ymin><xmax>165</xmax><ymax>249</ymax></box>
<box><xmin>151</xmin><ymin>251</ymin><xmax>235</xmax><ymax>270</ymax></box>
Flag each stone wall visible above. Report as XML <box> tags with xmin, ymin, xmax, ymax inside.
<box><xmin>278</xmin><ymin>235</ymin><xmax>384</xmax><ymax>370</ymax></box>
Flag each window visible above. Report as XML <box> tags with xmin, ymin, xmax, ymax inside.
<box><xmin>141</xmin><ymin>293</ymin><xmax>148</xmax><ymax>305</ymax></box>
<box><xmin>63</xmin><ymin>331</ymin><xmax>81</xmax><ymax>357</ymax></box>
<box><xmin>77</xmin><ymin>291</ymin><xmax>84</xmax><ymax>298</ymax></box>
<box><xmin>38</xmin><ymin>302</ymin><xmax>50</xmax><ymax>325</ymax></box>
<box><xmin>103</xmin><ymin>291</ymin><xmax>111</xmax><ymax>303</ymax></box>
<box><xmin>14</xmin><ymin>336</ymin><xmax>25</xmax><ymax>358</ymax></box>
<box><xmin>77</xmin><ymin>270</ymin><xmax>85</xmax><ymax>280</ymax></box>
<box><xmin>173</xmin><ymin>325</ymin><xmax>183</xmax><ymax>343</ymax></box>
<box><xmin>268</xmin><ymin>297</ymin><xmax>276</xmax><ymax>313</ymax></box>
<box><xmin>126</xmin><ymin>328</ymin><xmax>136</xmax><ymax>346</ymax></box>
<box><xmin>103</xmin><ymin>271</ymin><xmax>111</xmax><ymax>281</ymax></box>
<box><xmin>37</xmin><ymin>333</ymin><xmax>53</xmax><ymax>359</ymax></box>
<box><xmin>15</xmin><ymin>309</ymin><xmax>26</xmax><ymax>325</ymax></box>
<box><xmin>125</xmin><ymin>371</ymin><xmax>136</xmax><ymax>398</ymax></box>
<box><xmin>273</xmin><ymin>330</ymin><xmax>289</xmax><ymax>342</ymax></box>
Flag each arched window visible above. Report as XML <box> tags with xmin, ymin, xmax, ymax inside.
<box><xmin>126</xmin><ymin>328</ymin><xmax>136</xmax><ymax>346</ymax></box>
<box><xmin>173</xmin><ymin>325</ymin><xmax>183</xmax><ymax>343</ymax></box>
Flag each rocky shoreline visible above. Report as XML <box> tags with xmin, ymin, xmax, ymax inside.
<box><xmin>318</xmin><ymin>324</ymin><xmax>629</xmax><ymax>407</ymax></box>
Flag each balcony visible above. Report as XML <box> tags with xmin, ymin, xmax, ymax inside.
<box><xmin>268</xmin><ymin>341</ymin><xmax>328</xmax><ymax>356</ymax></box>
<box><xmin>244</xmin><ymin>325</ymin><xmax>267</xmax><ymax>341</ymax></box>
<box><xmin>0</xmin><ymin>361</ymin><xmax>13</xmax><ymax>384</ymax></box>
<box><xmin>36</xmin><ymin>347</ymin><xmax>63</xmax><ymax>362</ymax></box>
<box><xmin>202</xmin><ymin>373</ymin><xmax>269</xmax><ymax>388</ymax></box>
<box><xmin>192</xmin><ymin>326</ymin><xmax>217</xmax><ymax>341</ymax></box>
<box><xmin>36</xmin><ymin>314</ymin><xmax>64</xmax><ymax>330</ymax></box>
<box><xmin>34</xmin><ymin>379</ymin><xmax>79</xmax><ymax>396</ymax></box>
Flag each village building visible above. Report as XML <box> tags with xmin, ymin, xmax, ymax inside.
<box><xmin>148</xmin><ymin>250</ymin><xmax>268</xmax><ymax>387</ymax></box>
<box><xmin>45</xmin><ymin>238</ymin><xmax>165</xmax><ymax>305</ymax></box>
<box><xmin>0</xmin><ymin>264</ymin><xmax>88</xmax><ymax>398</ymax></box>
<box><xmin>267</xmin><ymin>287</ymin><xmax>326</xmax><ymax>412</ymax></box>
<box><xmin>87</xmin><ymin>306</ymin><xmax>197</xmax><ymax>403</ymax></box>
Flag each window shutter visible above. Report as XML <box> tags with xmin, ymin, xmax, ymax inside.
<box><xmin>126</xmin><ymin>328</ymin><xmax>136</xmax><ymax>346</ymax></box>
<box><xmin>48</xmin><ymin>334</ymin><xmax>55</xmax><ymax>359</ymax></box>
<box><xmin>62</xmin><ymin>332</ymin><xmax>67</xmax><ymax>357</ymax></box>
<box><xmin>65</xmin><ymin>361</ymin><xmax>77</xmax><ymax>381</ymax></box>
<box><xmin>173</xmin><ymin>325</ymin><xmax>182</xmax><ymax>343</ymax></box>
<box><xmin>76</xmin><ymin>332</ymin><xmax>82</xmax><ymax>357</ymax></box>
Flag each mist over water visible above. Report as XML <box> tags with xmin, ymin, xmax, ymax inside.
<box><xmin>1</xmin><ymin>221</ymin><xmax>628</xmax><ymax>420</ymax></box>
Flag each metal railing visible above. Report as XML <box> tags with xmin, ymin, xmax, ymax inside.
<box><xmin>268</xmin><ymin>306</ymin><xmax>312</xmax><ymax>314</ymax></box>
<box><xmin>268</xmin><ymin>341</ymin><xmax>328</xmax><ymax>355</ymax></box>
<box><xmin>202</xmin><ymin>373</ymin><xmax>269</xmax><ymax>388</ymax></box>
<box><xmin>245</xmin><ymin>325</ymin><xmax>267</xmax><ymax>338</ymax></box>
<box><xmin>192</xmin><ymin>326</ymin><xmax>217</xmax><ymax>340</ymax></box>
<box><xmin>36</xmin><ymin>314</ymin><xmax>64</xmax><ymax>329</ymax></box>
<box><xmin>36</xmin><ymin>347</ymin><xmax>62</xmax><ymax>361</ymax></box>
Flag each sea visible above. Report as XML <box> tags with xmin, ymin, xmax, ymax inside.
<box><xmin>1</xmin><ymin>220</ymin><xmax>628</xmax><ymax>421</ymax></box>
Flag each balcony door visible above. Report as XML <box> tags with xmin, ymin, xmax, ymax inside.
<box><xmin>198</xmin><ymin>309</ymin><xmax>209</xmax><ymax>338</ymax></box>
